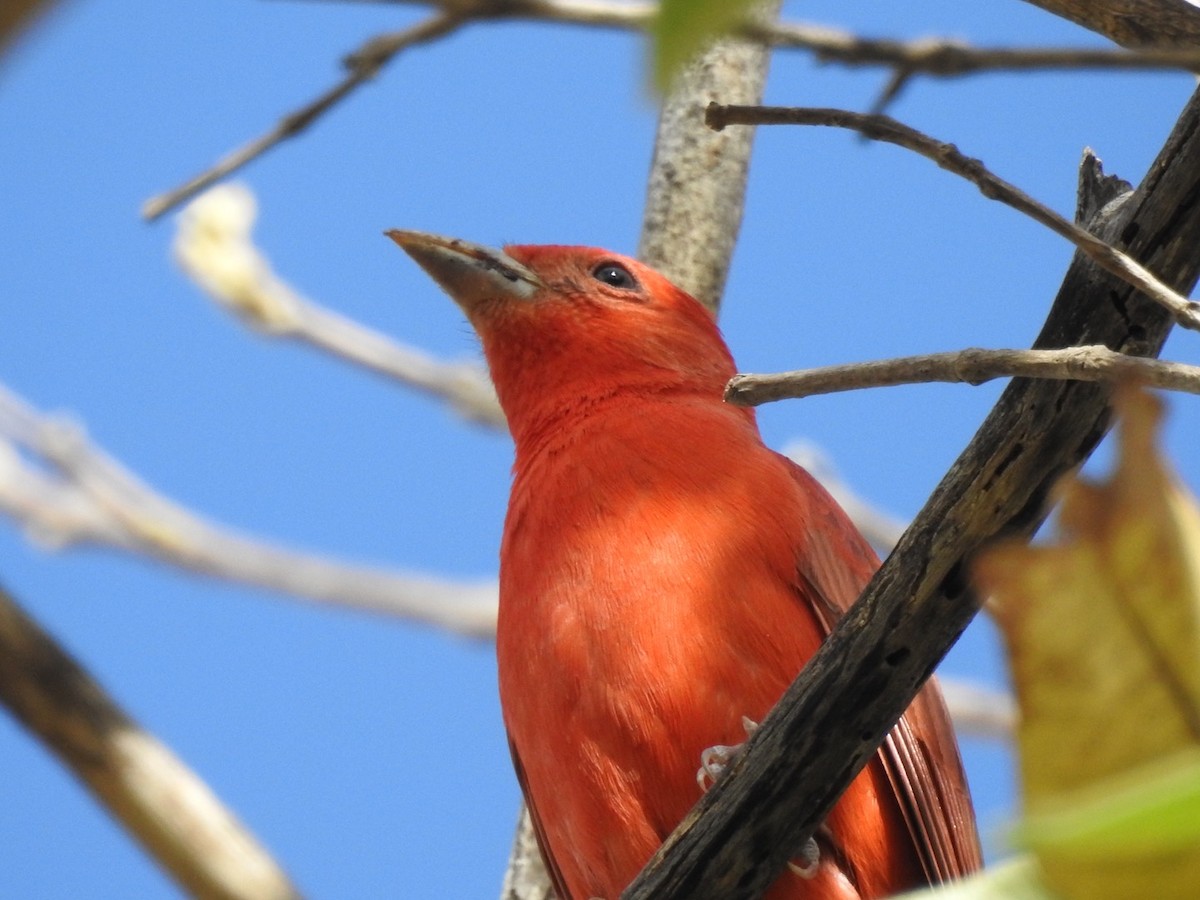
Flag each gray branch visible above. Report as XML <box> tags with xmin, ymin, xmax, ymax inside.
<box><xmin>0</xmin><ymin>585</ymin><xmax>302</xmax><ymax>900</ymax></box>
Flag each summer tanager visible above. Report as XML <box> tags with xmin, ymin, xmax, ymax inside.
<box><xmin>388</xmin><ymin>230</ymin><xmax>982</xmax><ymax>899</ymax></box>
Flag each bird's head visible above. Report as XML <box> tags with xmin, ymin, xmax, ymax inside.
<box><xmin>387</xmin><ymin>230</ymin><xmax>737</xmax><ymax>434</ymax></box>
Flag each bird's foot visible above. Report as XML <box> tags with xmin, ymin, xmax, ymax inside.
<box><xmin>787</xmin><ymin>836</ymin><xmax>821</xmax><ymax>879</ymax></box>
<box><xmin>695</xmin><ymin>716</ymin><xmax>759</xmax><ymax>791</ymax></box>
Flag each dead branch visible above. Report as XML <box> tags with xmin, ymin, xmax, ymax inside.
<box><xmin>708</xmin><ymin>104</ymin><xmax>1200</xmax><ymax>332</ymax></box>
<box><xmin>0</xmin><ymin>585</ymin><xmax>301</xmax><ymax>899</ymax></box>
<box><xmin>625</xmin><ymin>89</ymin><xmax>1200</xmax><ymax>898</ymax></box>
<box><xmin>727</xmin><ymin>346</ymin><xmax>1200</xmax><ymax>405</ymax></box>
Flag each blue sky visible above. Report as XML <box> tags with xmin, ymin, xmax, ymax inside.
<box><xmin>1</xmin><ymin>1</ymin><xmax>1197</xmax><ymax>897</ymax></box>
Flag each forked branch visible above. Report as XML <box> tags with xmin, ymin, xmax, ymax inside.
<box><xmin>708</xmin><ymin>104</ymin><xmax>1200</xmax><ymax>332</ymax></box>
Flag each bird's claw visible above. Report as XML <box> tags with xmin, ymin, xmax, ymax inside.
<box><xmin>696</xmin><ymin>717</ymin><xmax>761</xmax><ymax>791</ymax></box>
<box><xmin>696</xmin><ymin>743</ymin><xmax>739</xmax><ymax>791</ymax></box>
<box><xmin>787</xmin><ymin>836</ymin><xmax>821</xmax><ymax>879</ymax></box>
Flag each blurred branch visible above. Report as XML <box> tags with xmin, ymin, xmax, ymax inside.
<box><xmin>142</xmin><ymin>12</ymin><xmax>464</xmax><ymax>220</ymax></box>
<box><xmin>175</xmin><ymin>184</ymin><xmax>505</xmax><ymax>429</ymax></box>
<box><xmin>781</xmin><ymin>441</ymin><xmax>906</xmax><ymax>555</ymax></box>
<box><xmin>0</xmin><ymin>0</ymin><xmax>58</xmax><ymax>54</ymax></box>
<box><xmin>0</xmin><ymin>383</ymin><xmax>500</xmax><ymax>639</ymax></box>
<box><xmin>0</xmin><ymin>584</ymin><xmax>301</xmax><ymax>899</ymax></box>
<box><xmin>728</xmin><ymin>346</ymin><xmax>1200</xmax><ymax>405</ymax></box>
<box><xmin>708</xmin><ymin>104</ymin><xmax>1200</xmax><ymax>332</ymax></box>
<box><xmin>1017</xmin><ymin>0</ymin><xmax>1200</xmax><ymax>48</ymax></box>
<box><xmin>938</xmin><ymin>678</ymin><xmax>1016</xmax><ymax>743</ymax></box>
<box><xmin>145</xmin><ymin>0</ymin><xmax>1200</xmax><ymax>221</ymax></box>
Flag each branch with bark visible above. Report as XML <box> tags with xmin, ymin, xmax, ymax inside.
<box><xmin>623</xmin><ymin>86</ymin><xmax>1200</xmax><ymax>898</ymax></box>
<box><xmin>1018</xmin><ymin>0</ymin><xmax>1200</xmax><ymax>47</ymax></box>
<box><xmin>0</xmin><ymin>584</ymin><xmax>300</xmax><ymax>899</ymax></box>
<box><xmin>727</xmin><ymin>346</ymin><xmax>1200</xmax><ymax>405</ymax></box>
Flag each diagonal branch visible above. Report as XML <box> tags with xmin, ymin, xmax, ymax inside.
<box><xmin>0</xmin><ymin>584</ymin><xmax>301</xmax><ymax>899</ymax></box>
<box><xmin>625</xmin><ymin>86</ymin><xmax>1200</xmax><ymax>898</ymax></box>
<box><xmin>141</xmin><ymin>12</ymin><xmax>464</xmax><ymax>220</ymax></box>
<box><xmin>1017</xmin><ymin>0</ymin><xmax>1200</xmax><ymax>47</ymax></box>
<box><xmin>708</xmin><ymin>104</ymin><xmax>1200</xmax><ymax>332</ymax></box>
<box><xmin>0</xmin><ymin>383</ymin><xmax>500</xmax><ymax>639</ymax></box>
<box><xmin>174</xmin><ymin>184</ymin><xmax>505</xmax><ymax>428</ymax></box>
<box><xmin>727</xmin><ymin>346</ymin><xmax>1200</xmax><ymax>405</ymax></box>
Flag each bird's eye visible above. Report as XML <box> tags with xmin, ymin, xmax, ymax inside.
<box><xmin>592</xmin><ymin>262</ymin><xmax>639</xmax><ymax>291</ymax></box>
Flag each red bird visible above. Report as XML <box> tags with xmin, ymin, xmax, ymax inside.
<box><xmin>389</xmin><ymin>231</ymin><xmax>981</xmax><ymax>899</ymax></box>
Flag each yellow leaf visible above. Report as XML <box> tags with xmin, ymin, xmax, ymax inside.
<box><xmin>974</xmin><ymin>387</ymin><xmax>1200</xmax><ymax>899</ymax></box>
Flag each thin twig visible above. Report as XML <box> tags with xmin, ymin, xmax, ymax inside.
<box><xmin>174</xmin><ymin>183</ymin><xmax>505</xmax><ymax>428</ymax></box>
<box><xmin>0</xmin><ymin>585</ymin><xmax>301</xmax><ymax>900</ymax></box>
<box><xmin>146</xmin><ymin>0</ymin><xmax>1200</xmax><ymax>222</ymax></box>
<box><xmin>708</xmin><ymin>104</ymin><xmax>1200</xmax><ymax>332</ymax></box>
<box><xmin>727</xmin><ymin>346</ymin><xmax>1200</xmax><ymax>405</ymax></box>
<box><xmin>0</xmin><ymin>383</ymin><xmax>500</xmax><ymax>639</ymax></box>
<box><xmin>373</xmin><ymin>0</ymin><xmax>1200</xmax><ymax>73</ymax></box>
<box><xmin>141</xmin><ymin>12</ymin><xmax>464</xmax><ymax>220</ymax></box>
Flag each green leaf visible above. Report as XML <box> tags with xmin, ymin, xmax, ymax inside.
<box><xmin>652</xmin><ymin>0</ymin><xmax>758</xmax><ymax>91</ymax></box>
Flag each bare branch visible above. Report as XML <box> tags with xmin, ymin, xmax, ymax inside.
<box><xmin>728</xmin><ymin>346</ymin><xmax>1200</xmax><ymax>405</ymax></box>
<box><xmin>0</xmin><ymin>585</ymin><xmax>301</xmax><ymax>899</ymax></box>
<box><xmin>781</xmin><ymin>441</ymin><xmax>906</xmax><ymax>554</ymax></box>
<box><xmin>174</xmin><ymin>184</ymin><xmax>505</xmax><ymax>429</ymax></box>
<box><xmin>708</xmin><ymin>104</ymin><xmax>1200</xmax><ymax>332</ymax></box>
<box><xmin>0</xmin><ymin>383</ymin><xmax>500</xmax><ymax>639</ymax></box>
<box><xmin>375</xmin><ymin>0</ymin><xmax>1200</xmax><ymax>74</ymax></box>
<box><xmin>1017</xmin><ymin>0</ymin><xmax>1200</xmax><ymax>48</ymax></box>
<box><xmin>141</xmin><ymin>12</ymin><xmax>464</xmax><ymax>220</ymax></box>
<box><xmin>499</xmin><ymin>806</ymin><xmax>556</xmax><ymax>900</ymax></box>
<box><xmin>938</xmin><ymin>679</ymin><xmax>1016</xmax><ymax>743</ymax></box>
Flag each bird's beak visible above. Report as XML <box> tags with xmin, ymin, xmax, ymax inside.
<box><xmin>386</xmin><ymin>229</ymin><xmax>544</xmax><ymax>311</ymax></box>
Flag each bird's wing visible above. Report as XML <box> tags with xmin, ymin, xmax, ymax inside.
<box><xmin>784</xmin><ymin>458</ymin><xmax>983</xmax><ymax>882</ymax></box>
<box><xmin>508</xmin><ymin>738</ymin><xmax>576</xmax><ymax>900</ymax></box>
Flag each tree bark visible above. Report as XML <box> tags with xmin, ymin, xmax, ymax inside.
<box><xmin>1020</xmin><ymin>0</ymin><xmax>1200</xmax><ymax>47</ymax></box>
